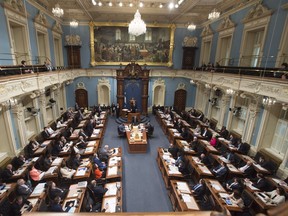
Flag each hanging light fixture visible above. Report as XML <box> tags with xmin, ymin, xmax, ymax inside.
<box><xmin>208</xmin><ymin>8</ymin><xmax>220</xmax><ymax>20</ymax></box>
<box><xmin>187</xmin><ymin>23</ymin><xmax>196</xmax><ymax>31</ymax></box>
<box><xmin>262</xmin><ymin>96</ymin><xmax>276</xmax><ymax>106</ymax></box>
<box><xmin>70</xmin><ymin>19</ymin><xmax>79</xmax><ymax>28</ymax></box>
<box><xmin>128</xmin><ymin>9</ymin><xmax>146</xmax><ymax>36</ymax></box>
<box><xmin>52</xmin><ymin>3</ymin><xmax>64</xmax><ymax>18</ymax></box>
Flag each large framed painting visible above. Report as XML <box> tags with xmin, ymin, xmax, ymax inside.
<box><xmin>89</xmin><ymin>22</ymin><xmax>175</xmax><ymax>67</ymax></box>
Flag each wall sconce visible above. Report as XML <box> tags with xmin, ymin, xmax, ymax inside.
<box><xmin>262</xmin><ymin>96</ymin><xmax>276</xmax><ymax>106</ymax></box>
<box><xmin>27</xmin><ymin>107</ymin><xmax>40</xmax><ymax>116</ymax></box>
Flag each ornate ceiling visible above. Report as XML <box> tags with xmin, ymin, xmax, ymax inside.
<box><xmin>34</xmin><ymin>0</ymin><xmax>249</xmax><ymax>25</ymax></box>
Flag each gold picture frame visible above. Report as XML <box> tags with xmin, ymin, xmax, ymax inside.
<box><xmin>89</xmin><ymin>22</ymin><xmax>175</xmax><ymax>67</ymax></box>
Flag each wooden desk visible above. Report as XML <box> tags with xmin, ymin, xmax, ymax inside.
<box><xmin>155</xmin><ymin>110</ymin><xmax>165</xmax><ymax>125</ymax></box>
<box><xmin>0</xmin><ymin>183</ymin><xmax>16</xmax><ymax>205</ymax></box>
<box><xmin>69</xmin><ymin>129</ymin><xmax>81</xmax><ymax>140</ymax></box>
<box><xmin>62</xmin><ymin>184</ymin><xmax>86</xmax><ymax>213</ymax></box>
<box><xmin>103</xmin><ymin>182</ymin><xmax>122</xmax><ymax>212</ymax></box>
<box><xmin>76</xmin><ymin>120</ymin><xmax>87</xmax><ymax>129</ymax></box>
<box><xmin>186</xmin><ymin>156</ymin><xmax>214</xmax><ymax>182</ymax></box>
<box><xmin>106</xmin><ymin>157</ymin><xmax>122</xmax><ymax>181</ymax></box>
<box><xmin>126</xmin><ymin>129</ymin><xmax>148</xmax><ymax>153</ymax></box>
<box><xmin>175</xmin><ymin>140</ymin><xmax>197</xmax><ymax>156</ymax></box>
<box><xmin>101</xmin><ymin>196</ymin><xmax>121</xmax><ymax>213</ymax></box>
<box><xmin>127</xmin><ymin>112</ymin><xmax>141</xmax><ymax>123</ymax></box>
<box><xmin>204</xmin><ymin>179</ymin><xmax>243</xmax><ymax>213</ymax></box>
<box><xmin>161</xmin><ymin>119</ymin><xmax>174</xmax><ymax>135</ymax></box>
<box><xmin>89</xmin><ymin>128</ymin><xmax>103</xmax><ymax>142</ymax></box>
<box><xmin>266</xmin><ymin>177</ymin><xmax>288</xmax><ymax>192</ymax></box>
<box><xmin>33</xmin><ymin>140</ymin><xmax>51</xmax><ymax>156</ymax></box>
<box><xmin>73</xmin><ymin>159</ymin><xmax>92</xmax><ymax>181</ymax></box>
<box><xmin>157</xmin><ymin>148</ymin><xmax>184</xmax><ymax>188</ymax></box>
<box><xmin>245</xmin><ymin>189</ymin><xmax>276</xmax><ymax>212</ymax></box>
<box><xmin>81</xmin><ymin>140</ymin><xmax>99</xmax><ymax>157</ymax></box>
<box><xmin>168</xmin><ymin>128</ymin><xmax>184</xmax><ymax>145</ymax></box>
<box><xmin>169</xmin><ymin>180</ymin><xmax>200</xmax><ymax>211</ymax></box>
<box><xmin>198</xmin><ymin>140</ymin><xmax>220</xmax><ymax>155</ymax></box>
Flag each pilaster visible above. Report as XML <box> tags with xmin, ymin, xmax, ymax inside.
<box><xmin>39</xmin><ymin>89</ymin><xmax>47</xmax><ymax>126</ymax></box>
<box><xmin>218</xmin><ymin>94</ymin><xmax>231</xmax><ymax>129</ymax></box>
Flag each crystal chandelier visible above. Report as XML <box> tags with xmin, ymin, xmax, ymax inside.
<box><xmin>52</xmin><ymin>4</ymin><xmax>64</xmax><ymax>18</ymax></box>
<box><xmin>128</xmin><ymin>9</ymin><xmax>146</xmax><ymax>36</ymax></box>
<box><xmin>70</xmin><ymin>19</ymin><xmax>79</xmax><ymax>28</ymax></box>
<box><xmin>262</xmin><ymin>96</ymin><xmax>276</xmax><ymax>106</ymax></box>
<box><xmin>226</xmin><ymin>88</ymin><xmax>235</xmax><ymax>95</ymax></box>
<box><xmin>187</xmin><ymin>24</ymin><xmax>196</xmax><ymax>31</ymax></box>
<box><xmin>208</xmin><ymin>8</ymin><xmax>220</xmax><ymax>20</ymax></box>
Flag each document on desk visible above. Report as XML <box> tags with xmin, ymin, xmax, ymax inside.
<box><xmin>109</xmin><ymin>157</ymin><xmax>121</xmax><ymax>166</ymax></box>
<box><xmin>30</xmin><ymin>183</ymin><xmax>46</xmax><ymax>197</ymax></box>
<box><xmin>103</xmin><ymin>196</ymin><xmax>117</xmax><ymax>213</ymax></box>
<box><xmin>51</xmin><ymin>157</ymin><xmax>63</xmax><ymax>166</ymax></box>
<box><xmin>93</xmin><ymin>129</ymin><xmax>101</xmax><ymax>135</ymax></box>
<box><xmin>168</xmin><ymin>165</ymin><xmax>181</xmax><ymax>174</ymax></box>
<box><xmin>254</xmin><ymin>163</ymin><xmax>268</xmax><ymax>172</ymax></box>
<box><xmin>85</xmin><ymin>147</ymin><xmax>94</xmax><ymax>153</ymax></box>
<box><xmin>45</xmin><ymin>166</ymin><xmax>57</xmax><ymax>176</ymax></box>
<box><xmin>182</xmin><ymin>193</ymin><xmax>192</xmax><ymax>202</ymax></box>
<box><xmin>75</xmin><ymin>167</ymin><xmax>87</xmax><ymax>176</ymax></box>
<box><xmin>105</xmin><ymin>183</ymin><xmax>117</xmax><ymax>196</ymax></box>
<box><xmin>219</xmin><ymin>192</ymin><xmax>230</xmax><ymax>198</ymax></box>
<box><xmin>181</xmin><ymin>140</ymin><xmax>188</xmax><ymax>146</ymax></box>
<box><xmin>87</xmin><ymin>141</ymin><xmax>95</xmax><ymax>147</ymax></box>
<box><xmin>27</xmin><ymin>198</ymin><xmax>38</xmax><ymax>207</ymax></box>
<box><xmin>108</xmin><ymin>166</ymin><xmax>118</xmax><ymax>176</ymax></box>
<box><xmin>32</xmin><ymin>157</ymin><xmax>39</xmax><ymax>162</ymax></box>
<box><xmin>211</xmin><ymin>183</ymin><xmax>221</xmax><ymax>191</ymax></box>
<box><xmin>66</xmin><ymin>189</ymin><xmax>79</xmax><ymax>198</ymax></box>
<box><xmin>177</xmin><ymin>182</ymin><xmax>190</xmax><ymax>194</ymax></box>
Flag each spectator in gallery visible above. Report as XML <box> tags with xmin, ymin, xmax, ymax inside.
<box><xmin>21</xmin><ymin>60</ymin><xmax>34</xmax><ymax>74</ymax></box>
<box><xmin>44</xmin><ymin>58</ymin><xmax>53</xmax><ymax>71</ymax></box>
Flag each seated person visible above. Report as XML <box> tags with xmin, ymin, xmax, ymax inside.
<box><xmin>118</xmin><ymin>123</ymin><xmax>126</xmax><ymax>135</ymax></box>
<box><xmin>94</xmin><ymin>164</ymin><xmax>104</xmax><ymax>180</ymax></box>
<box><xmin>219</xmin><ymin>126</ymin><xmax>229</xmax><ymax>139</ymax></box>
<box><xmin>56</xmin><ymin>119</ymin><xmax>67</xmax><ymax>129</ymax></box>
<box><xmin>43</xmin><ymin>154</ymin><xmax>53</xmax><ymax>171</ymax></box>
<box><xmin>2</xmin><ymin>164</ymin><xmax>14</xmax><ymax>182</ymax></box>
<box><xmin>47</xmin><ymin>181</ymin><xmax>67</xmax><ymax>200</ymax></box>
<box><xmin>13</xmin><ymin>154</ymin><xmax>26</xmax><ymax>170</ymax></box>
<box><xmin>48</xmin><ymin>196</ymin><xmax>65</xmax><ymax>212</ymax></box>
<box><xmin>89</xmin><ymin>180</ymin><xmax>108</xmax><ymax>200</ymax></box>
<box><xmin>75</xmin><ymin>136</ymin><xmax>87</xmax><ymax>149</ymax></box>
<box><xmin>26</xmin><ymin>140</ymin><xmax>39</xmax><ymax>158</ymax></box>
<box><xmin>236</xmin><ymin>139</ymin><xmax>246</xmax><ymax>154</ymax></box>
<box><xmin>228</xmin><ymin>134</ymin><xmax>238</xmax><ymax>146</ymax></box>
<box><xmin>191</xmin><ymin>179</ymin><xmax>205</xmax><ymax>197</ymax></box>
<box><xmin>21</xmin><ymin>60</ymin><xmax>34</xmax><ymax>74</ymax></box>
<box><xmin>92</xmin><ymin>153</ymin><xmax>107</xmax><ymax>170</ymax></box>
<box><xmin>189</xmin><ymin>136</ymin><xmax>198</xmax><ymax>151</ymax></box>
<box><xmin>212</xmin><ymin>161</ymin><xmax>228</xmax><ymax>178</ymax></box>
<box><xmin>78</xmin><ymin>129</ymin><xmax>88</xmax><ymax>140</ymax></box>
<box><xmin>70</xmin><ymin>153</ymin><xmax>81</xmax><ymax>170</ymax></box>
<box><xmin>197</xmin><ymin>113</ymin><xmax>204</xmax><ymax>121</ymax></box>
<box><xmin>145</xmin><ymin>122</ymin><xmax>154</xmax><ymax>135</ymax></box>
<box><xmin>194</xmin><ymin>124</ymin><xmax>201</xmax><ymax>134</ymax></box>
<box><xmin>84</xmin><ymin>119</ymin><xmax>94</xmax><ymax>137</ymax></box>
<box><xmin>225</xmin><ymin>152</ymin><xmax>235</xmax><ymax>164</ymax></box>
<box><xmin>228</xmin><ymin>191</ymin><xmax>245</xmax><ymax>209</ymax></box>
<box><xmin>16</xmin><ymin>178</ymin><xmax>32</xmax><ymax>199</ymax></box>
<box><xmin>226</xmin><ymin>177</ymin><xmax>241</xmax><ymax>192</ymax></box>
<box><xmin>180</xmin><ymin>127</ymin><xmax>188</xmax><ymax>139</ymax></box>
<box><xmin>238</xmin><ymin>161</ymin><xmax>255</xmax><ymax>176</ymax></box>
<box><xmin>51</xmin><ymin>141</ymin><xmax>63</xmax><ymax>157</ymax></box>
<box><xmin>265</xmin><ymin>187</ymin><xmax>286</xmax><ymax>205</ymax></box>
<box><xmin>201</xmin><ymin>126</ymin><xmax>212</xmax><ymax>140</ymax></box>
<box><xmin>168</xmin><ymin>143</ymin><xmax>179</xmax><ymax>159</ymax></box>
<box><xmin>42</xmin><ymin>127</ymin><xmax>51</xmax><ymax>139</ymax></box>
<box><xmin>28</xmin><ymin>163</ymin><xmax>43</xmax><ymax>182</ymax></box>
<box><xmin>99</xmin><ymin>145</ymin><xmax>113</xmax><ymax>162</ymax></box>
<box><xmin>245</xmin><ymin>173</ymin><xmax>268</xmax><ymax>191</ymax></box>
<box><xmin>210</xmin><ymin>134</ymin><xmax>217</xmax><ymax>147</ymax></box>
<box><xmin>200</xmin><ymin>153</ymin><xmax>211</xmax><ymax>167</ymax></box>
<box><xmin>10</xmin><ymin>195</ymin><xmax>32</xmax><ymax>216</ymax></box>
<box><xmin>59</xmin><ymin>162</ymin><xmax>75</xmax><ymax>179</ymax></box>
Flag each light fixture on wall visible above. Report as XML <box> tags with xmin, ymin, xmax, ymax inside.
<box><xmin>187</xmin><ymin>23</ymin><xmax>196</xmax><ymax>31</ymax></box>
<box><xmin>226</xmin><ymin>88</ymin><xmax>236</xmax><ymax>95</ymax></box>
<box><xmin>205</xmin><ymin>83</ymin><xmax>211</xmax><ymax>89</ymax></box>
<box><xmin>208</xmin><ymin>8</ymin><xmax>220</xmax><ymax>20</ymax></box>
<box><xmin>52</xmin><ymin>3</ymin><xmax>64</xmax><ymax>18</ymax></box>
<box><xmin>70</xmin><ymin>19</ymin><xmax>79</xmax><ymax>28</ymax></box>
<box><xmin>262</xmin><ymin>96</ymin><xmax>276</xmax><ymax>106</ymax></box>
<box><xmin>128</xmin><ymin>9</ymin><xmax>146</xmax><ymax>36</ymax></box>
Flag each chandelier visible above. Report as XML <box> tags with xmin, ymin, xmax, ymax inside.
<box><xmin>187</xmin><ymin>24</ymin><xmax>196</xmax><ymax>31</ymax></box>
<box><xmin>208</xmin><ymin>8</ymin><xmax>220</xmax><ymax>20</ymax></box>
<box><xmin>128</xmin><ymin>9</ymin><xmax>146</xmax><ymax>36</ymax></box>
<box><xmin>52</xmin><ymin>4</ymin><xmax>64</xmax><ymax>18</ymax></box>
<box><xmin>226</xmin><ymin>88</ymin><xmax>235</xmax><ymax>95</ymax></box>
<box><xmin>262</xmin><ymin>96</ymin><xmax>276</xmax><ymax>106</ymax></box>
<box><xmin>70</xmin><ymin>19</ymin><xmax>79</xmax><ymax>28</ymax></box>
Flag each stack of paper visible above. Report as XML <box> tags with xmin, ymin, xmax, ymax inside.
<box><xmin>103</xmin><ymin>197</ymin><xmax>117</xmax><ymax>213</ymax></box>
<box><xmin>108</xmin><ymin>166</ymin><xmax>117</xmax><ymax>176</ymax></box>
<box><xmin>30</xmin><ymin>183</ymin><xmax>46</xmax><ymax>197</ymax></box>
<box><xmin>77</xmin><ymin>181</ymin><xmax>88</xmax><ymax>188</ymax></box>
<box><xmin>177</xmin><ymin>182</ymin><xmax>190</xmax><ymax>193</ymax></box>
<box><xmin>51</xmin><ymin>157</ymin><xmax>63</xmax><ymax>166</ymax></box>
<box><xmin>104</xmin><ymin>183</ymin><xmax>118</xmax><ymax>196</ymax></box>
<box><xmin>85</xmin><ymin>147</ymin><xmax>94</xmax><ymax>153</ymax></box>
<box><xmin>182</xmin><ymin>193</ymin><xmax>192</xmax><ymax>202</ymax></box>
<box><xmin>75</xmin><ymin>167</ymin><xmax>87</xmax><ymax>176</ymax></box>
<box><xmin>45</xmin><ymin>166</ymin><xmax>57</xmax><ymax>176</ymax></box>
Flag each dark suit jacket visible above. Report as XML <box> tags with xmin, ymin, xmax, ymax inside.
<box><xmin>17</xmin><ymin>184</ymin><xmax>32</xmax><ymax>198</ymax></box>
<box><xmin>50</xmin><ymin>187</ymin><xmax>65</xmax><ymax>200</ymax></box>
<box><xmin>201</xmin><ymin>129</ymin><xmax>212</xmax><ymax>140</ymax></box>
<box><xmin>41</xmin><ymin>130</ymin><xmax>50</xmax><ymax>139</ymax></box>
<box><xmin>90</xmin><ymin>185</ymin><xmax>108</xmax><ymax>199</ymax></box>
<box><xmin>48</xmin><ymin>203</ymin><xmax>64</xmax><ymax>212</ymax></box>
<box><xmin>85</xmin><ymin>122</ymin><xmax>94</xmax><ymax>137</ymax></box>
<box><xmin>192</xmin><ymin>183</ymin><xmax>205</xmax><ymax>197</ymax></box>
<box><xmin>213</xmin><ymin>165</ymin><xmax>228</xmax><ymax>177</ymax></box>
<box><xmin>252</xmin><ymin>178</ymin><xmax>268</xmax><ymax>191</ymax></box>
<box><xmin>243</xmin><ymin>165</ymin><xmax>255</xmax><ymax>177</ymax></box>
<box><xmin>220</xmin><ymin>129</ymin><xmax>229</xmax><ymax>139</ymax></box>
<box><xmin>2</xmin><ymin>168</ymin><xmax>13</xmax><ymax>181</ymax></box>
<box><xmin>71</xmin><ymin>158</ymin><xmax>81</xmax><ymax>170</ymax></box>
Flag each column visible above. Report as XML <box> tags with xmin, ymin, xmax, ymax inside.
<box><xmin>218</xmin><ymin>94</ymin><xmax>231</xmax><ymax>129</ymax></box>
<box><xmin>226</xmin><ymin>95</ymin><xmax>236</xmax><ymax>130</ymax></box>
<box><xmin>39</xmin><ymin>89</ymin><xmax>47</xmax><ymax>127</ymax></box>
<box><xmin>203</xmin><ymin>87</ymin><xmax>211</xmax><ymax>116</ymax></box>
<box><xmin>10</xmin><ymin>103</ymin><xmax>27</xmax><ymax>150</ymax></box>
<box><xmin>30</xmin><ymin>91</ymin><xmax>41</xmax><ymax>133</ymax></box>
<box><xmin>243</xmin><ymin>103</ymin><xmax>260</xmax><ymax>143</ymax></box>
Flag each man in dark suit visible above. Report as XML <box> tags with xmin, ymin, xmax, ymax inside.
<box><xmin>236</xmin><ymin>139</ymin><xmax>247</xmax><ymax>154</ymax></box>
<box><xmin>2</xmin><ymin>164</ymin><xmax>14</xmax><ymax>182</ymax></box>
<box><xmin>41</xmin><ymin>127</ymin><xmax>50</xmax><ymax>139</ymax></box>
<box><xmin>201</xmin><ymin>126</ymin><xmax>212</xmax><ymax>140</ymax></box>
<box><xmin>219</xmin><ymin>126</ymin><xmax>229</xmax><ymax>139</ymax></box>
<box><xmin>226</xmin><ymin>177</ymin><xmax>241</xmax><ymax>192</ymax></box>
<box><xmin>239</xmin><ymin>161</ymin><xmax>255</xmax><ymax>176</ymax></box>
<box><xmin>168</xmin><ymin>143</ymin><xmax>179</xmax><ymax>159</ymax></box>
<box><xmin>16</xmin><ymin>178</ymin><xmax>32</xmax><ymax>199</ymax></box>
<box><xmin>191</xmin><ymin>179</ymin><xmax>205</xmax><ymax>197</ymax></box>
<box><xmin>251</xmin><ymin>173</ymin><xmax>269</xmax><ymax>191</ymax></box>
<box><xmin>84</xmin><ymin>119</ymin><xmax>94</xmax><ymax>137</ymax></box>
<box><xmin>225</xmin><ymin>152</ymin><xmax>235</xmax><ymax>164</ymax></box>
<box><xmin>212</xmin><ymin>161</ymin><xmax>228</xmax><ymax>178</ymax></box>
<box><xmin>200</xmin><ymin>153</ymin><xmax>211</xmax><ymax>167</ymax></box>
<box><xmin>89</xmin><ymin>180</ymin><xmax>108</xmax><ymax>200</ymax></box>
<box><xmin>70</xmin><ymin>153</ymin><xmax>81</xmax><ymax>170</ymax></box>
<box><xmin>116</xmin><ymin>103</ymin><xmax>120</xmax><ymax>118</ymax></box>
